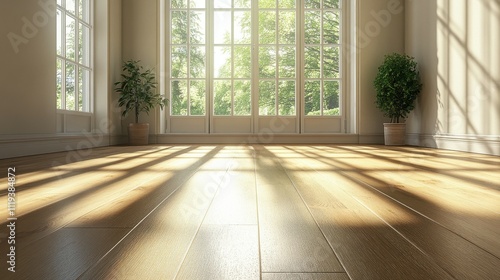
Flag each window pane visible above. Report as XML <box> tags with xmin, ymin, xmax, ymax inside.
<box><xmin>190</xmin><ymin>81</ymin><xmax>206</xmax><ymax>115</ymax></box>
<box><xmin>279</xmin><ymin>0</ymin><xmax>295</xmax><ymax>8</ymax></box>
<box><xmin>171</xmin><ymin>47</ymin><xmax>188</xmax><ymax>78</ymax></box>
<box><xmin>305</xmin><ymin>0</ymin><xmax>320</xmax><ymax>9</ymax></box>
<box><xmin>323</xmin><ymin>46</ymin><xmax>340</xmax><ymax>78</ymax></box>
<box><xmin>79</xmin><ymin>0</ymin><xmax>90</xmax><ymax>22</ymax></box>
<box><xmin>324</xmin><ymin>81</ymin><xmax>340</xmax><ymax>115</ymax></box>
<box><xmin>259</xmin><ymin>0</ymin><xmax>276</xmax><ymax>8</ymax></box>
<box><xmin>79</xmin><ymin>23</ymin><xmax>90</xmax><ymax>66</ymax></box>
<box><xmin>66</xmin><ymin>0</ymin><xmax>76</xmax><ymax>15</ymax></box>
<box><xmin>171</xmin><ymin>80</ymin><xmax>188</xmax><ymax>116</ymax></box>
<box><xmin>234</xmin><ymin>80</ymin><xmax>251</xmax><ymax>115</ymax></box>
<box><xmin>57</xmin><ymin>10</ymin><xmax>63</xmax><ymax>56</ymax></box>
<box><xmin>190</xmin><ymin>11</ymin><xmax>206</xmax><ymax>44</ymax></box>
<box><xmin>234</xmin><ymin>46</ymin><xmax>251</xmax><ymax>78</ymax></box>
<box><xmin>214</xmin><ymin>0</ymin><xmax>231</xmax><ymax>8</ymax></box>
<box><xmin>259</xmin><ymin>47</ymin><xmax>276</xmax><ymax>78</ymax></box>
<box><xmin>57</xmin><ymin>59</ymin><xmax>63</xmax><ymax>109</ymax></box>
<box><xmin>79</xmin><ymin>68</ymin><xmax>90</xmax><ymax>111</ymax></box>
<box><xmin>305</xmin><ymin>11</ymin><xmax>320</xmax><ymax>44</ymax></box>
<box><xmin>190</xmin><ymin>0</ymin><xmax>205</xmax><ymax>8</ymax></box>
<box><xmin>66</xmin><ymin>15</ymin><xmax>76</xmax><ymax>60</ymax></box>
<box><xmin>259</xmin><ymin>11</ymin><xmax>276</xmax><ymax>44</ymax></box>
<box><xmin>214</xmin><ymin>11</ymin><xmax>232</xmax><ymax>44</ymax></box>
<box><xmin>278</xmin><ymin>11</ymin><xmax>295</xmax><ymax>44</ymax></box>
<box><xmin>278</xmin><ymin>46</ymin><xmax>295</xmax><ymax>78</ymax></box>
<box><xmin>323</xmin><ymin>11</ymin><xmax>340</xmax><ymax>44</ymax></box>
<box><xmin>214</xmin><ymin>80</ymin><xmax>232</xmax><ymax>116</ymax></box>
<box><xmin>171</xmin><ymin>11</ymin><xmax>188</xmax><ymax>44</ymax></box>
<box><xmin>171</xmin><ymin>0</ymin><xmax>187</xmax><ymax>9</ymax></box>
<box><xmin>324</xmin><ymin>0</ymin><xmax>340</xmax><ymax>9</ymax></box>
<box><xmin>234</xmin><ymin>11</ymin><xmax>251</xmax><ymax>44</ymax></box>
<box><xmin>305</xmin><ymin>46</ymin><xmax>320</xmax><ymax>78</ymax></box>
<box><xmin>190</xmin><ymin>47</ymin><xmax>206</xmax><ymax>78</ymax></box>
<box><xmin>57</xmin><ymin>0</ymin><xmax>62</xmax><ymax>5</ymax></box>
<box><xmin>214</xmin><ymin>46</ymin><xmax>231</xmax><ymax>78</ymax></box>
<box><xmin>305</xmin><ymin>81</ymin><xmax>321</xmax><ymax>115</ymax></box>
<box><xmin>235</xmin><ymin>0</ymin><xmax>251</xmax><ymax>9</ymax></box>
<box><xmin>65</xmin><ymin>62</ymin><xmax>76</xmax><ymax>110</ymax></box>
<box><xmin>259</xmin><ymin>81</ymin><xmax>276</xmax><ymax>115</ymax></box>
<box><xmin>278</xmin><ymin>81</ymin><xmax>295</xmax><ymax>115</ymax></box>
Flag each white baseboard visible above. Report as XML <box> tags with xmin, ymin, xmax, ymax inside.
<box><xmin>0</xmin><ymin>134</ymin><xmax>112</xmax><ymax>159</ymax></box>
<box><xmin>407</xmin><ymin>133</ymin><xmax>500</xmax><ymax>156</ymax></box>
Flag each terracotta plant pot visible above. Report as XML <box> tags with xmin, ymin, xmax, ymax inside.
<box><xmin>383</xmin><ymin>123</ymin><xmax>406</xmax><ymax>146</ymax></box>
<box><xmin>128</xmin><ymin>123</ymin><xmax>149</xmax><ymax>145</ymax></box>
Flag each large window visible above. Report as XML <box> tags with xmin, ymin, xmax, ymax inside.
<box><xmin>167</xmin><ymin>0</ymin><xmax>345</xmax><ymax>133</ymax></box>
<box><xmin>56</xmin><ymin>0</ymin><xmax>92</xmax><ymax>112</ymax></box>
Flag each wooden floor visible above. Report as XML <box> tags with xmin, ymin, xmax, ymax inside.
<box><xmin>0</xmin><ymin>145</ymin><xmax>499</xmax><ymax>279</ymax></box>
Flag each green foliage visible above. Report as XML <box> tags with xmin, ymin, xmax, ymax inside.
<box><xmin>115</xmin><ymin>60</ymin><xmax>168</xmax><ymax>123</ymax></box>
<box><xmin>373</xmin><ymin>53</ymin><xmax>422</xmax><ymax>123</ymax></box>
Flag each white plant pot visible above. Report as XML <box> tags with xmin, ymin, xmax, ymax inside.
<box><xmin>383</xmin><ymin>123</ymin><xmax>406</xmax><ymax>146</ymax></box>
<box><xmin>128</xmin><ymin>123</ymin><xmax>149</xmax><ymax>145</ymax></box>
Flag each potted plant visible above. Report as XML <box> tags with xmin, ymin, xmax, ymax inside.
<box><xmin>374</xmin><ymin>53</ymin><xmax>422</xmax><ymax>145</ymax></box>
<box><xmin>115</xmin><ymin>60</ymin><xmax>168</xmax><ymax>145</ymax></box>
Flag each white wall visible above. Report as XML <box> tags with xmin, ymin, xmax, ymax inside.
<box><xmin>406</xmin><ymin>0</ymin><xmax>500</xmax><ymax>155</ymax></box>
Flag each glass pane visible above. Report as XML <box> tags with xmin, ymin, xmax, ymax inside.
<box><xmin>190</xmin><ymin>0</ymin><xmax>205</xmax><ymax>8</ymax></box>
<box><xmin>171</xmin><ymin>0</ymin><xmax>187</xmax><ymax>9</ymax></box>
<box><xmin>324</xmin><ymin>46</ymin><xmax>340</xmax><ymax>78</ymax></box>
<box><xmin>259</xmin><ymin>0</ymin><xmax>276</xmax><ymax>8</ymax></box>
<box><xmin>171</xmin><ymin>80</ymin><xmax>188</xmax><ymax>116</ymax></box>
<box><xmin>305</xmin><ymin>11</ymin><xmax>321</xmax><ymax>44</ymax></box>
<box><xmin>324</xmin><ymin>0</ymin><xmax>340</xmax><ymax>9</ymax></box>
<box><xmin>190</xmin><ymin>81</ymin><xmax>206</xmax><ymax>115</ymax></box>
<box><xmin>190</xmin><ymin>47</ymin><xmax>206</xmax><ymax>78</ymax></box>
<box><xmin>79</xmin><ymin>68</ymin><xmax>90</xmax><ymax>111</ymax></box>
<box><xmin>65</xmin><ymin>62</ymin><xmax>76</xmax><ymax>110</ymax></box>
<box><xmin>79</xmin><ymin>0</ymin><xmax>89</xmax><ymax>22</ymax></box>
<box><xmin>323</xmin><ymin>11</ymin><xmax>340</xmax><ymax>44</ymax></box>
<box><xmin>259</xmin><ymin>11</ymin><xmax>276</xmax><ymax>44</ymax></box>
<box><xmin>234</xmin><ymin>11</ymin><xmax>251</xmax><ymax>44</ymax></box>
<box><xmin>234</xmin><ymin>80</ymin><xmax>251</xmax><ymax>115</ymax></box>
<box><xmin>190</xmin><ymin>11</ymin><xmax>206</xmax><ymax>44</ymax></box>
<box><xmin>234</xmin><ymin>46</ymin><xmax>251</xmax><ymax>78</ymax></box>
<box><xmin>66</xmin><ymin>0</ymin><xmax>76</xmax><ymax>15</ymax></box>
<box><xmin>278</xmin><ymin>46</ymin><xmax>295</xmax><ymax>78</ymax></box>
<box><xmin>305</xmin><ymin>81</ymin><xmax>321</xmax><ymax>115</ymax></box>
<box><xmin>279</xmin><ymin>0</ymin><xmax>295</xmax><ymax>8</ymax></box>
<box><xmin>305</xmin><ymin>47</ymin><xmax>320</xmax><ymax>78</ymax></box>
<box><xmin>259</xmin><ymin>81</ymin><xmax>276</xmax><ymax>116</ymax></box>
<box><xmin>235</xmin><ymin>0</ymin><xmax>251</xmax><ymax>8</ymax></box>
<box><xmin>214</xmin><ymin>46</ymin><xmax>231</xmax><ymax>78</ymax></box>
<box><xmin>214</xmin><ymin>0</ymin><xmax>231</xmax><ymax>8</ymax></box>
<box><xmin>278</xmin><ymin>11</ymin><xmax>295</xmax><ymax>44</ymax></box>
<box><xmin>57</xmin><ymin>0</ymin><xmax>62</xmax><ymax>5</ymax></box>
<box><xmin>57</xmin><ymin>59</ymin><xmax>63</xmax><ymax>109</ymax></box>
<box><xmin>278</xmin><ymin>81</ymin><xmax>295</xmax><ymax>115</ymax></box>
<box><xmin>259</xmin><ymin>47</ymin><xmax>276</xmax><ymax>78</ymax></box>
<box><xmin>305</xmin><ymin>0</ymin><xmax>320</xmax><ymax>9</ymax></box>
<box><xmin>171</xmin><ymin>47</ymin><xmax>188</xmax><ymax>78</ymax></box>
<box><xmin>57</xmin><ymin>10</ymin><xmax>62</xmax><ymax>56</ymax></box>
<box><xmin>79</xmin><ymin>24</ymin><xmax>90</xmax><ymax>66</ymax></box>
<box><xmin>324</xmin><ymin>81</ymin><xmax>340</xmax><ymax>115</ymax></box>
<box><xmin>214</xmin><ymin>80</ymin><xmax>232</xmax><ymax>116</ymax></box>
<box><xmin>214</xmin><ymin>11</ymin><xmax>232</xmax><ymax>44</ymax></box>
<box><xmin>66</xmin><ymin>15</ymin><xmax>76</xmax><ymax>60</ymax></box>
<box><xmin>171</xmin><ymin>11</ymin><xmax>188</xmax><ymax>44</ymax></box>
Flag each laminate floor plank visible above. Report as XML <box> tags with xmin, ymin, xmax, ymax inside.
<box><xmin>176</xmin><ymin>225</ymin><xmax>259</xmax><ymax>280</ymax></box>
<box><xmin>262</xmin><ymin>273</ymin><xmax>350</xmax><ymax>280</ymax></box>
<box><xmin>79</xmin><ymin>158</ymin><xmax>233</xmax><ymax>279</ymax></box>
<box><xmin>254</xmin><ymin>146</ymin><xmax>344</xmax><ymax>273</ymax></box>
<box><xmin>0</xmin><ymin>228</ymin><xmax>128</xmax><ymax>280</ymax></box>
